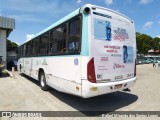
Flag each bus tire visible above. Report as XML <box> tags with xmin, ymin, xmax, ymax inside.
<box><xmin>39</xmin><ymin>71</ymin><xmax>50</xmax><ymax>91</ymax></box>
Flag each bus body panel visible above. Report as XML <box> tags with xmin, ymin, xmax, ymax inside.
<box><xmin>45</xmin><ymin>56</ymin><xmax>82</xmax><ymax>84</ymax></box>
<box><xmin>19</xmin><ymin>56</ymin><xmax>82</xmax><ymax>96</ymax></box>
<box><xmin>82</xmin><ymin>77</ymin><xmax>136</xmax><ymax>98</ymax></box>
<box><xmin>80</xmin><ymin>5</ymin><xmax>136</xmax><ymax>98</ymax></box>
<box><xmin>23</xmin><ymin>58</ymin><xmax>32</xmax><ymax>76</ymax></box>
<box><xmin>90</xmin><ymin>7</ymin><xmax>136</xmax><ymax>83</ymax></box>
<box><xmin>80</xmin><ymin>11</ymin><xmax>91</xmax><ymax>80</ymax></box>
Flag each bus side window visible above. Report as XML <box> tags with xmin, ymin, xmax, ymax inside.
<box><xmin>39</xmin><ymin>32</ymin><xmax>49</xmax><ymax>55</ymax></box>
<box><xmin>68</xmin><ymin>17</ymin><xmax>80</xmax><ymax>54</ymax></box>
<box><xmin>50</xmin><ymin>25</ymin><xmax>66</xmax><ymax>55</ymax></box>
<box><xmin>50</xmin><ymin>42</ymin><xmax>58</xmax><ymax>53</ymax></box>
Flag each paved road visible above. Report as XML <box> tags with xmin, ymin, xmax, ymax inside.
<box><xmin>0</xmin><ymin>64</ymin><xmax>160</xmax><ymax>120</ymax></box>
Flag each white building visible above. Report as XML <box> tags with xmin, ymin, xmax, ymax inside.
<box><xmin>0</xmin><ymin>16</ymin><xmax>15</xmax><ymax>66</ymax></box>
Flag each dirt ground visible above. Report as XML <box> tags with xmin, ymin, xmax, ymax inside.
<box><xmin>0</xmin><ymin>64</ymin><xmax>160</xmax><ymax>120</ymax></box>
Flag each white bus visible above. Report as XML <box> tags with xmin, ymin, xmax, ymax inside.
<box><xmin>18</xmin><ymin>4</ymin><xmax>136</xmax><ymax>98</ymax></box>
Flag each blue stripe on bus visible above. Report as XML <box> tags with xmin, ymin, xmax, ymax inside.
<box><xmin>93</xmin><ymin>12</ymin><xmax>112</xmax><ymax>19</ymax></box>
<box><xmin>81</xmin><ymin>14</ymin><xmax>89</xmax><ymax>56</ymax></box>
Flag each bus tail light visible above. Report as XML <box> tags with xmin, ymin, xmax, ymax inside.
<box><xmin>134</xmin><ymin>60</ymin><xmax>136</xmax><ymax>77</ymax></box>
<box><xmin>87</xmin><ymin>58</ymin><xmax>96</xmax><ymax>83</ymax></box>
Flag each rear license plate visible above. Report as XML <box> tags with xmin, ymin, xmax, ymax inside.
<box><xmin>114</xmin><ymin>84</ymin><xmax>122</xmax><ymax>89</ymax></box>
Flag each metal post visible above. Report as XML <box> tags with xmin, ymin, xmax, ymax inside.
<box><xmin>12</xmin><ymin>67</ymin><xmax>15</xmax><ymax>79</ymax></box>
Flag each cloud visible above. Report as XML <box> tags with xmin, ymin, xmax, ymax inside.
<box><xmin>1</xmin><ymin>0</ymin><xmax>76</xmax><ymax>17</ymax></box>
<box><xmin>26</xmin><ymin>34</ymin><xmax>35</xmax><ymax>42</ymax></box>
<box><xmin>157</xmin><ymin>36</ymin><xmax>160</xmax><ymax>38</ymax></box>
<box><xmin>139</xmin><ymin>0</ymin><xmax>153</xmax><ymax>4</ymax></box>
<box><xmin>143</xmin><ymin>21</ymin><xmax>153</xmax><ymax>29</ymax></box>
<box><xmin>105</xmin><ymin>0</ymin><xmax>113</xmax><ymax>6</ymax></box>
<box><xmin>10</xmin><ymin>14</ymin><xmax>48</xmax><ymax>23</ymax></box>
<box><xmin>158</xmin><ymin>21</ymin><xmax>160</xmax><ymax>25</ymax></box>
<box><xmin>76</xmin><ymin>0</ymin><xmax>81</xmax><ymax>3</ymax></box>
<box><xmin>2</xmin><ymin>0</ymin><xmax>57</xmax><ymax>13</ymax></box>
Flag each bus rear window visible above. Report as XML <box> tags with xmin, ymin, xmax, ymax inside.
<box><xmin>94</xmin><ymin>18</ymin><xmax>111</xmax><ymax>41</ymax></box>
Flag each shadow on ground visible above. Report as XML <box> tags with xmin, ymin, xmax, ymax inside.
<box><xmin>49</xmin><ymin>90</ymin><xmax>138</xmax><ymax>116</ymax></box>
<box><xmin>0</xmin><ymin>70</ymin><xmax>10</xmax><ymax>78</ymax></box>
<box><xmin>22</xmin><ymin>74</ymin><xmax>138</xmax><ymax>117</ymax></box>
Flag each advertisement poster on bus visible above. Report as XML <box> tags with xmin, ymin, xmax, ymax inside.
<box><xmin>92</xmin><ymin>14</ymin><xmax>135</xmax><ymax>82</ymax></box>
<box><xmin>94</xmin><ymin>18</ymin><xmax>111</xmax><ymax>41</ymax></box>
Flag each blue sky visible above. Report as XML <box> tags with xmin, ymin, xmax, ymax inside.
<box><xmin>0</xmin><ymin>0</ymin><xmax>160</xmax><ymax>45</ymax></box>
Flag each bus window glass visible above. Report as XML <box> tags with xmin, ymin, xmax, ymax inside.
<box><xmin>68</xmin><ymin>18</ymin><xmax>80</xmax><ymax>53</ymax></box>
<box><xmin>50</xmin><ymin>25</ymin><xmax>67</xmax><ymax>54</ymax></box>
<box><xmin>32</xmin><ymin>38</ymin><xmax>39</xmax><ymax>56</ymax></box>
<box><xmin>26</xmin><ymin>42</ymin><xmax>32</xmax><ymax>56</ymax></box>
<box><xmin>39</xmin><ymin>32</ymin><xmax>49</xmax><ymax>55</ymax></box>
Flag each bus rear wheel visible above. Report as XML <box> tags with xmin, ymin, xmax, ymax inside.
<box><xmin>39</xmin><ymin>71</ymin><xmax>50</xmax><ymax>91</ymax></box>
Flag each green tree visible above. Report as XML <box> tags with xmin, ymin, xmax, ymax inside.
<box><xmin>136</xmin><ymin>32</ymin><xmax>160</xmax><ymax>55</ymax></box>
<box><xmin>152</xmin><ymin>37</ymin><xmax>160</xmax><ymax>53</ymax></box>
<box><xmin>7</xmin><ymin>40</ymin><xmax>18</xmax><ymax>51</ymax></box>
<box><xmin>136</xmin><ymin>32</ymin><xmax>143</xmax><ymax>53</ymax></box>
<box><xmin>136</xmin><ymin>32</ymin><xmax>152</xmax><ymax>55</ymax></box>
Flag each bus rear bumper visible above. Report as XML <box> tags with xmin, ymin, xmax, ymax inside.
<box><xmin>82</xmin><ymin>77</ymin><xmax>136</xmax><ymax>98</ymax></box>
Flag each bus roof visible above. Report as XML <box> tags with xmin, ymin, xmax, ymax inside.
<box><xmin>32</xmin><ymin>8</ymin><xmax>80</xmax><ymax>40</ymax></box>
<box><xmin>20</xmin><ymin>4</ymin><xmax>134</xmax><ymax>46</ymax></box>
<box><xmin>89</xmin><ymin>4</ymin><xmax>133</xmax><ymax>22</ymax></box>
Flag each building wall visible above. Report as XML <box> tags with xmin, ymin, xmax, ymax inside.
<box><xmin>0</xmin><ymin>16</ymin><xmax>15</xmax><ymax>29</ymax></box>
<box><xmin>0</xmin><ymin>29</ymin><xmax>7</xmax><ymax>66</ymax></box>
